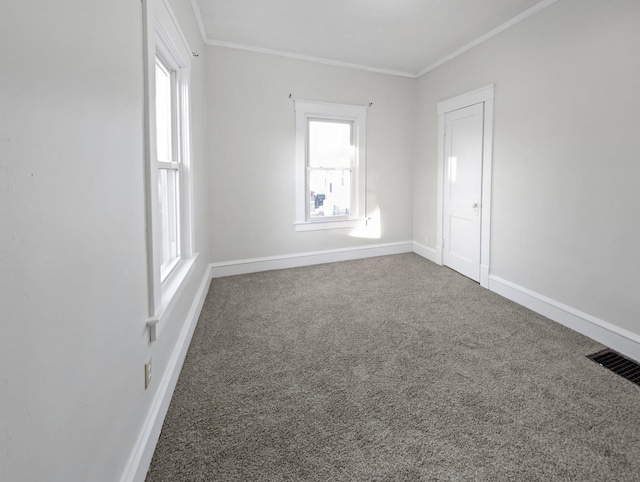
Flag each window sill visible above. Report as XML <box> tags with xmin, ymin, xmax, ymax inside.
<box><xmin>147</xmin><ymin>252</ymin><xmax>198</xmax><ymax>341</ymax></box>
<box><xmin>294</xmin><ymin>219</ymin><xmax>363</xmax><ymax>232</ymax></box>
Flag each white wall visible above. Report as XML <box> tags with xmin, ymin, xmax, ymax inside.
<box><xmin>0</xmin><ymin>1</ymin><xmax>209</xmax><ymax>481</ymax></box>
<box><xmin>207</xmin><ymin>47</ymin><xmax>416</xmax><ymax>262</ymax></box>
<box><xmin>414</xmin><ymin>0</ymin><xmax>640</xmax><ymax>336</ymax></box>
<box><xmin>2</xmin><ymin>0</ymin><xmax>638</xmax><ymax>479</ymax></box>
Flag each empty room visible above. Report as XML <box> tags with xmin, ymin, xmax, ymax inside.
<box><xmin>1</xmin><ymin>0</ymin><xmax>639</xmax><ymax>480</ymax></box>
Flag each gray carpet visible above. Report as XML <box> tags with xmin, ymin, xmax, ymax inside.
<box><xmin>146</xmin><ymin>253</ymin><xmax>640</xmax><ymax>481</ymax></box>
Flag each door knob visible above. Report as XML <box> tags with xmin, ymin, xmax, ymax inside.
<box><xmin>471</xmin><ymin>201</ymin><xmax>479</xmax><ymax>208</ymax></box>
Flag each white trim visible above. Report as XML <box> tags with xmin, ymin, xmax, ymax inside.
<box><xmin>156</xmin><ymin>0</ymin><xmax>192</xmax><ymax>65</ymax></box>
<box><xmin>437</xmin><ymin>85</ymin><xmax>495</xmax><ymax>115</ymax></box>
<box><xmin>188</xmin><ymin>0</ymin><xmax>557</xmax><ymax>79</ymax></box>
<box><xmin>120</xmin><ymin>264</ymin><xmax>213</xmax><ymax>482</ymax></box>
<box><xmin>480</xmin><ymin>264</ymin><xmax>490</xmax><ymax>288</ymax></box>
<box><xmin>121</xmin><ymin>246</ymin><xmax>640</xmax><ymax>482</ymax></box>
<box><xmin>294</xmin><ymin>99</ymin><xmax>370</xmax><ymax>111</ymax></box>
<box><xmin>480</xmin><ymin>97</ymin><xmax>494</xmax><ymax>286</ymax></box>
<box><xmin>294</xmin><ymin>100</ymin><xmax>367</xmax><ymax>228</ymax></box>
<box><xmin>436</xmin><ymin>85</ymin><xmax>494</xmax><ymax>289</ymax></box>
<box><xmin>203</xmin><ymin>39</ymin><xmax>416</xmax><ymax>78</ymax></box>
<box><xmin>188</xmin><ymin>0</ymin><xmax>208</xmax><ymax>48</ymax></box>
<box><xmin>150</xmin><ymin>254</ymin><xmax>198</xmax><ymax>337</ymax></box>
<box><xmin>488</xmin><ymin>275</ymin><xmax>640</xmax><ymax>363</ymax></box>
<box><xmin>144</xmin><ymin>0</ymin><xmax>196</xmax><ymax>324</ymax></box>
<box><xmin>142</xmin><ymin>0</ymin><xmax>162</xmax><ymax>317</ymax></box>
<box><xmin>412</xmin><ymin>242</ymin><xmax>442</xmax><ymax>265</ymax></box>
<box><xmin>209</xmin><ymin>242</ymin><xmax>413</xmax><ymax>278</ymax></box>
<box><xmin>415</xmin><ymin>0</ymin><xmax>560</xmax><ymax>77</ymax></box>
<box><xmin>294</xmin><ymin>219</ymin><xmax>362</xmax><ymax>232</ymax></box>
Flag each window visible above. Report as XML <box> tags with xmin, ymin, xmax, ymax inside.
<box><xmin>155</xmin><ymin>56</ymin><xmax>181</xmax><ymax>281</ymax></box>
<box><xmin>143</xmin><ymin>0</ymin><xmax>196</xmax><ymax>334</ymax></box>
<box><xmin>294</xmin><ymin>101</ymin><xmax>367</xmax><ymax>231</ymax></box>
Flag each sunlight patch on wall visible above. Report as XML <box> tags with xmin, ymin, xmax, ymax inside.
<box><xmin>349</xmin><ymin>208</ymin><xmax>381</xmax><ymax>239</ymax></box>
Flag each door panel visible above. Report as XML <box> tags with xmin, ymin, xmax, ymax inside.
<box><xmin>443</xmin><ymin>103</ymin><xmax>484</xmax><ymax>281</ymax></box>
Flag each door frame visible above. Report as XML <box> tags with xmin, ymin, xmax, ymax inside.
<box><xmin>436</xmin><ymin>85</ymin><xmax>494</xmax><ymax>288</ymax></box>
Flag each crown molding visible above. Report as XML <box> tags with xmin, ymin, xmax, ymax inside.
<box><xmin>188</xmin><ymin>0</ymin><xmax>208</xmax><ymax>45</ymax></box>
<box><xmin>189</xmin><ymin>0</ymin><xmax>560</xmax><ymax>79</ymax></box>
<box><xmin>203</xmin><ymin>38</ymin><xmax>417</xmax><ymax>78</ymax></box>
<box><xmin>415</xmin><ymin>0</ymin><xmax>560</xmax><ymax>77</ymax></box>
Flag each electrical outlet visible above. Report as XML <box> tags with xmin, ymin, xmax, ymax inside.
<box><xmin>144</xmin><ymin>358</ymin><xmax>152</xmax><ymax>389</ymax></box>
<box><xmin>425</xmin><ymin>237</ymin><xmax>429</xmax><ymax>247</ymax></box>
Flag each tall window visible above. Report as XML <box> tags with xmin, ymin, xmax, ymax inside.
<box><xmin>155</xmin><ymin>56</ymin><xmax>181</xmax><ymax>280</ymax></box>
<box><xmin>295</xmin><ymin>101</ymin><xmax>367</xmax><ymax>231</ymax></box>
<box><xmin>143</xmin><ymin>0</ymin><xmax>195</xmax><ymax>328</ymax></box>
<box><xmin>308</xmin><ymin>120</ymin><xmax>353</xmax><ymax>220</ymax></box>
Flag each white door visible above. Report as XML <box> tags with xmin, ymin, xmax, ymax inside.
<box><xmin>443</xmin><ymin>102</ymin><xmax>484</xmax><ymax>282</ymax></box>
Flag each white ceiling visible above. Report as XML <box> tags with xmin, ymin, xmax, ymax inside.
<box><xmin>191</xmin><ymin>0</ymin><xmax>557</xmax><ymax>77</ymax></box>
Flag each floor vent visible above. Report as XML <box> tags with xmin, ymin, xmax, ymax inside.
<box><xmin>587</xmin><ymin>349</ymin><xmax>640</xmax><ymax>387</ymax></box>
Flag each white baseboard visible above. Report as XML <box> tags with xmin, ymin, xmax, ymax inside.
<box><xmin>489</xmin><ymin>275</ymin><xmax>640</xmax><ymax>362</ymax></box>
<box><xmin>121</xmin><ymin>250</ymin><xmax>640</xmax><ymax>482</ymax></box>
<box><xmin>209</xmin><ymin>241</ymin><xmax>414</xmax><ymax>278</ymax></box>
<box><xmin>412</xmin><ymin>242</ymin><xmax>442</xmax><ymax>264</ymax></box>
<box><xmin>121</xmin><ymin>264</ymin><xmax>213</xmax><ymax>482</ymax></box>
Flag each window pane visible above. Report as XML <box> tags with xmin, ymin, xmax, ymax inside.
<box><xmin>309</xmin><ymin>169</ymin><xmax>351</xmax><ymax>219</ymax></box>
<box><xmin>158</xmin><ymin>168</ymin><xmax>180</xmax><ymax>277</ymax></box>
<box><xmin>155</xmin><ymin>57</ymin><xmax>173</xmax><ymax>163</ymax></box>
<box><xmin>308</xmin><ymin>120</ymin><xmax>353</xmax><ymax>168</ymax></box>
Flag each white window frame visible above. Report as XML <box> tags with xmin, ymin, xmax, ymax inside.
<box><xmin>294</xmin><ymin>100</ymin><xmax>367</xmax><ymax>232</ymax></box>
<box><xmin>155</xmin><ymin>55</ymin><xmax>182</xmax><ymax>282</ymax></box>
<box><xmin>143</xmin><ymin>0</ymin><xmax>196</xmax><ymax>339</ymax></box>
